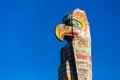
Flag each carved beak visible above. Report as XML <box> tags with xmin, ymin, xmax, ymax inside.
<box><xmin>55</xmin><ymin>24</ymin><xmax>78</xmax><ymax>41</ymax></box>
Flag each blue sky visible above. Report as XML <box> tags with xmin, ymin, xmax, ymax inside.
<box><xmin>0</xmin><ymin>0</ymin><xmax>120</xmax><ymax>80</ymax></box>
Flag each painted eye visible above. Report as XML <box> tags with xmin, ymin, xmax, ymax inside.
<box><xmin>73</xmin><ymin>20</ymin><xmax>82</xmax><ymax>29</ymax></box>
<box><xmin>76</xmin><ymin>22</ymin><xmax>79</xmax><ymax>25</ymax></box>
<box><xmin>76</xmin><ymin>22</ymin><xmax>81</xmax><ymax>26</ymax></box>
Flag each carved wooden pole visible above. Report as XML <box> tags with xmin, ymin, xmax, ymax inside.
<box><xmin>55</xmin><ymin>9</ymin><xmax>92</xmax><ymax>80</ymax></box>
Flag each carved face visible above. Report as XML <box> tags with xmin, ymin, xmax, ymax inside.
<box><xmin>55</xmin><ymin>9</ymin><xmax>89</xmax><ymax>41</ymax></box>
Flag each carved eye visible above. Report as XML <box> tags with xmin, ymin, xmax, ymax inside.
<box><xmin>76</xmin><ymin>21</ymin><xmax>81</xmax><ymax>26</ymax></box>
<box><xmin>76</xmin><ymin>22</ymin><xmax>79</xmax><ymax>25</ymax></box>
<box><xmin>73</xmin><ymin>20</ymin><xmax>82</xmax><ymax>29</ymax></box>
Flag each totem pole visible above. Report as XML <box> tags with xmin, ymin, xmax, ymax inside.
<box><xmin>55</xmin><ymin>8</ymin><xmax>92</xmax><ymax>80</ymax></box>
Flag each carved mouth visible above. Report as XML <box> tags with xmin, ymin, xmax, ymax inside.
<box><xmin>63</xmin><ymin>32</ymin><xmax>78</xmax><ymax>37</ymax></box>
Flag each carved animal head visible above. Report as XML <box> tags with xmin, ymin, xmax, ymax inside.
<box><xmin>55</xmin><ymin>9</ymin><xmax>90</xmax><ymax>41</ymax></box>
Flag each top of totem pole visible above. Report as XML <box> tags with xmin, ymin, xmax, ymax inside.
<box><xmin>55</xmin><ymin>8</ymin><xmax>89</xmax><ymax>42</ymax></box>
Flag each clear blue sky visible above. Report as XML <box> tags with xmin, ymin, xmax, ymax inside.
<box><xmin>0</xmin><ymin>0</ymin><xmax>120</xmax><ymax>80</ymax></box>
